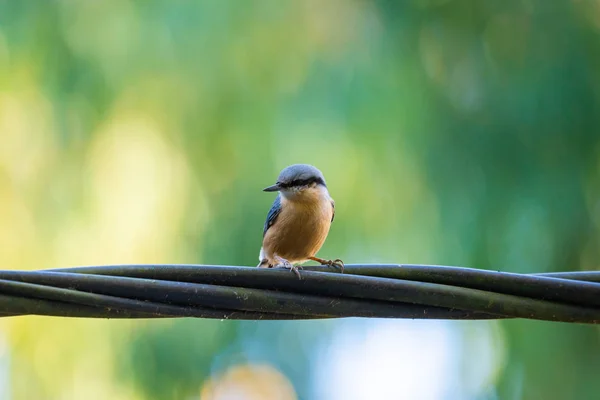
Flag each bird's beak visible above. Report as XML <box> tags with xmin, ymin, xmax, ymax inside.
<box><xmin>263</xmin><ymin>183</ymin><xmax>281</xmax><ymax>192</ymax></box>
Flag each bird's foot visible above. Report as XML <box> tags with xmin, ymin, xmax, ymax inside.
<box><xmin>308</xmin><ymin>256</ymin><xmax>345</xmax><ymax>273</ymax></box>
<box><xmin>274</xmin><ymin>254</ymin><xmax>302</xmax><ymax>279</ymax></box>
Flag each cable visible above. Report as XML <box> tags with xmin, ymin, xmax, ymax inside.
<box><xmin>0</xmin><ymin>264</ymin><xmax>598</xmax><ymax>323</ymax></box>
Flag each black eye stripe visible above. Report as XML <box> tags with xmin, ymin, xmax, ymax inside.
<box><xmin>279</xmin><ymin>177</ymin><xmax>326</xmax><ymax>188</ymax></box>
<box><xmin>290</xmin><ymin>179</ymin><xmax>310</xmax><ymax>186</ymax></box>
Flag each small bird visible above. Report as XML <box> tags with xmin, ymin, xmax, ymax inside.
<box><xmin>257</xmin><ymin>164</ymin><xmax>344</xmax><ymax>278</ymax></box>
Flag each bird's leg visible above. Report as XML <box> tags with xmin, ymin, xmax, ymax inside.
<box><xmin>273</xmin><ymin>254</ymin><xmax>302</xmax><ymax>279</ymax></box>
<box><xmin>308</xmin><ymin>256</ymin><xmax>344</xmax><ymax>273</ymax></box>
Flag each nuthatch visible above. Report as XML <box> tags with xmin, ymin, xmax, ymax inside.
<box><xmin>257</xmin><ymin>164</ymin><xmax>344</xmax><ymax>278</ymax></box>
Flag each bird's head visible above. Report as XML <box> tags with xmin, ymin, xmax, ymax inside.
<box><xmin>263</xmin><ymin>164</ymin><xmax>328</xmax><ymax>201</ymax></box>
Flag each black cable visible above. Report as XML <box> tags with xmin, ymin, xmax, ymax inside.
<box><xmin>0</xmin><ymin>270</ymin><xmax>498</xmax><ymax>320</ymax></box>
<box><xmin>0</xmin><ymin>264</ymin><xmax>598</xmax><ymax>323</ymax></box>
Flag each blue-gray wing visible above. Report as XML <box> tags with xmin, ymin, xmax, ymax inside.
<box><xmin>263</xmin><ymin>195</ymin><xmax>282</xmax><ymax>237</ymax></box>
<box><xmin>331</xmin><ymin>199</ymin><xmax>335</xmax><ymax>222</ymax></box>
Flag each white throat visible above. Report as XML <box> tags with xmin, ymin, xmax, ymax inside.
<box><xmin>280</xmin><ymin>185</ymin><xmax>330</xmax><ymax>203</ymax></box>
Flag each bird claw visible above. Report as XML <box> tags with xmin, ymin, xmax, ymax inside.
<box><xmin>288</xmin><ymin>264</ymin><xmax>302</xmax><ymax>279</ymax></box>
<box><xmin>274</xmin><ymin>255</ymin><xmax>303</xmax><ymax>279</ymax></box>
<box><xmin>327</xmin><ymin>258</ymin><xmax>344</xmax><ymax>273</ymax></box>
<box><xmin>308</xmin><ymin>256</ymin><xmax>344</xmax><ymax>273</ymax></box>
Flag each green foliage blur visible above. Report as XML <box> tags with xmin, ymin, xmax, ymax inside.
<box><xmin>1</xmin><ymin>0</ymin><xmax>599</xmax><ymax>399</ymax></box>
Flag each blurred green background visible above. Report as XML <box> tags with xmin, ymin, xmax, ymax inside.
<box><xmin>1</xmin><ymin>0</ymin><xmax>599</xmax><ymax>399</ymax></box>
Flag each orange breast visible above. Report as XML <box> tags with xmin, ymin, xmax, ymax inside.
<box><xmin>262</xmin><ymin>197</ymin><xmax>333</xmax><ymax>264</ymax></box>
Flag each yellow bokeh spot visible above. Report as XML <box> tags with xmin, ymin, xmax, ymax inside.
<box><xmin>200</xmin><ymin>363</ymin><xmax>297</xmax><ymax>400</ymax></box>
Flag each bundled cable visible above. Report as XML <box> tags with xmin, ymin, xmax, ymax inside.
<box><xmin>0</xmin><ymin>264</ymin><xmax>598</xmax><ymax>323</ymax></box>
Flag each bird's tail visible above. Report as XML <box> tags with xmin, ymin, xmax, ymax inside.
<box><xmin>257</xmin><ymin>247</ymin><xmax>269</xmax><ymax>268</ymax></box>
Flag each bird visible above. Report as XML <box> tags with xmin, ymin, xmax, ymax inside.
<box><xmin>257</xmin><ymin>164</ymin><xmax>344</xmax><ymax>279</ymax></box>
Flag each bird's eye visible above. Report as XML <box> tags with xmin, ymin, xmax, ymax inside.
<box><xmin>291</xmin><ymin>179</ymin><xmax>309</xmax><ymax>187</ymax></box>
